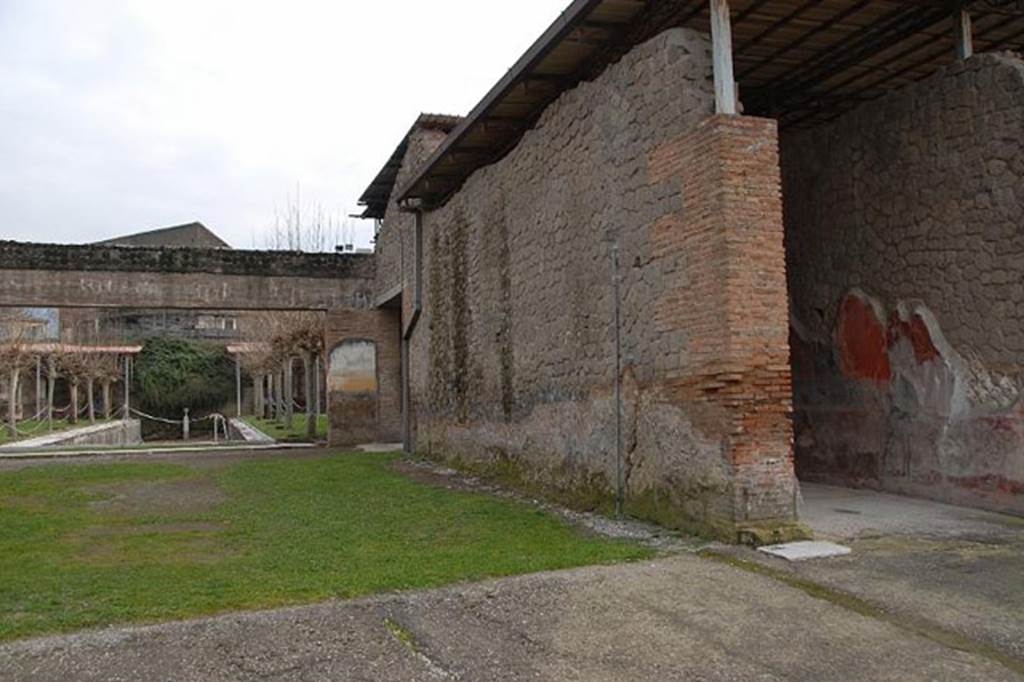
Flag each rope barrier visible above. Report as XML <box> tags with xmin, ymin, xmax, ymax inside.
<box><xmin>129</xmin><ymin>407</ymin><xmax>183</xmax><ymax>425</ymax></box>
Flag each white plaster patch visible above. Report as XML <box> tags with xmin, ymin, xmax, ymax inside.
<box><xmin>758</xmin><ymin>541</ymin><xmax>852</xmax><ymax>561</ymax></box>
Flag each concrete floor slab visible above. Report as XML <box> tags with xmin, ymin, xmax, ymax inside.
<box><xmin>1</xmin><ymin>554</ymin><xmax>1019</xmax><ymax>681</ymax></box>
<box><xmin>800</xmin><ymin>482</ymin><xmax>1019</xmax><ymax>541</ymax></box>
<box><xmin>759</xmin><ymin>540</ymin><xmax>852</xmax><ymax>561</ymax></box>
<box><xmin>732</xmin><ymin>482</ymin><xmax>1024</xmax><ymax>665</ymax></box>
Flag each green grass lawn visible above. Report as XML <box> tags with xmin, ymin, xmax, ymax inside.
<box><xmin>0</xmin><ymin>452</ymin><xmax>651</xmax><ymax>641</ymax></box>
<box><xmin>0</xmin><ymin>418</ymin><xmax>113</xmax><ymax>446</ymax></box>
<box><xmin>244</xmin><ymin>414</ymin><xmax>328</xmax><ymax>441</ymax></box>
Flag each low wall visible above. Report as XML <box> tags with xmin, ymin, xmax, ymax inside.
<box><xmin>0</xmin><ymin>420</ymin><xmax>143</xmax><ymax>451</ymax></box>
<box><xmin>228</xmin><ymin>418</ymin><xmax>276</xmax><ymax>445</ymax></box>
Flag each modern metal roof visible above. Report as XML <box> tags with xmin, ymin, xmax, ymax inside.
<box><xmin>396</xmin><ymin>0</ymin><xmax>1024</xmax><ymax>209</ymax></box>
<box><xmin>357</xmin><ymin>113</ymin><xmax>462</xmax><ymax>220</ymax></box>
<box><xmin>96</xmin><ymin>222</ymin><xmax>232</xmax><ymax>249</ymax></box>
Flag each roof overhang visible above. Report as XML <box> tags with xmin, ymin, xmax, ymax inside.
<box><xmin>357</xmin><ymin>114</ymin><xmax>462</xmax><ymax>220</ymax></box>
<box><xmin>396</xmin><ymin>0</ymin><xmax>1024</xmax><ymax>209</ymax></box>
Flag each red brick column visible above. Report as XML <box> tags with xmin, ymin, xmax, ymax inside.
<box><xmin>649</xmin><ymin>115</ymin><xmax>804</xmax><ymax>542</ymax></box>
<box><xmin>324</xmin><ymin>307</ymin><xmax>401</xmax><ymax>447</ymax></box>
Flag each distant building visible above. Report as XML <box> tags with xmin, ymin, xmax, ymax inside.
<box><xmin>95</xmin><ymin>221</ymin><xmax>231</xmax><ymax>249</ymax></box>
<box><xmin>61</xmin><ymin>222</ymin><xmax>241</xmax><ymax>342</ymax></box>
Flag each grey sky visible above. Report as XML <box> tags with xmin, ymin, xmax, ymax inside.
<box><xmin>0</xmin><ymin>1</ymin><xmax>565</xmax><ymax>249</ymax></box>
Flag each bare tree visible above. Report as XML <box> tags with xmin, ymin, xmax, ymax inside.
<box><xmin>45</xmin><ymin>353</ymin><xmax>58</xmax><ymax>431</ymax></box>
<box><xmin>258</xmin><ymin>185</ymin><xmax>359</xmax><ymax>253</ymax></box>
<box><xmin>0</xmin><ymin>312</ymin><xmax>37</xmax><ymax>438</ymax></box>
<box><xmin>241</xmin><ymin>311</ymin><xmax>325</xmax><ymax>438</ymax></box>
<box><xmin>57</xmin><ymin>351</ymin><xmax>88</xmax><ymax>425</ymax></box>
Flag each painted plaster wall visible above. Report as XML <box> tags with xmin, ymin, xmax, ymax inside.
<box><xmin>782</xmin><ymin>53</ymin><xmax>1024</xmax><ymax>514</ymax></box>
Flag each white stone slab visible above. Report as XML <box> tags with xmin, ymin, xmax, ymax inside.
<box><xmin>758</xmin><ymin>541</ymin><xmax>851</xmax><ymax>561</ymax></box>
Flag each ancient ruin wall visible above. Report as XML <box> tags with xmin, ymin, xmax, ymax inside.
<box><xmin>407</xmin><ymin>29</ymin><xmax>800</xmax><ymax>538</ymax></box>
<box><xmin>374</xmin><ymin>127</ymin><xmax>451</xmax><ymax>306</ymax></box>
<box><xmin>782</xmin><ymin>53</ymin><xmax>1024</xmax><ymax>513</ymax></box>
<box><xmin>0</xmin><ymin>242</ymin><xmax>375</xmax><ymax>311</ymax></box>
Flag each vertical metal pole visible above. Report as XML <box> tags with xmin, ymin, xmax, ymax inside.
<box><xmin>710</xmin><ymin>0</ymin><xmax>738</xmax><ymax>115</ymax></box>
<box><xmin>123</xmin><ymin>355</ymin><xmax>130</xmax><ymax>417</ymax></box>
<box><xmin>35</xmin><ymin>357</ymin><xmax>41</xmax><ymax>418</ymax></box>
<box><xmin>314</xmin><ymin>355</ymin><xmax>322</xmax><ymax>415</ymax></box>
<box><xmin>611</xmin><ymin>243</ymin><xmax>624</xmax><ymax>517</ymax></box>
<box><xmin>402</xmin><ymin>337</ymin><xmax>411</xmax><ymax>454</ymax></box>
<box><xmin>235</xmin><ymin>354</ymin><xmax>242</xmax><ymax>418</ymax></box>
<box><xmin>953</xmin><ymin>8</ymin><xmax>973</xmax><ymax>61</ymax></box>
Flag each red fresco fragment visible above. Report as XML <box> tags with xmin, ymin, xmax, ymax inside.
<box><xmin>888</xmin><ymin>313</ymin><xmax>941</xmax><ymax>364</ymax></box>
<box><xmin>952</xmin><ymin>475</ymin><xmax>1024</xmax><ymax>496</ymax></box>
<box><xmin>837</xmin><ymin>295</ymin><xmax>891</xmax><ymax>382</ymax></box>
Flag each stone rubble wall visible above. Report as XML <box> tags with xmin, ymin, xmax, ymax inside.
<box><xmin>782</xmin><ymin>53</ymin><xmax>1024</xmax><ymax>514</ymax></box>
<box><xmin>375</xmin><ymin>127</ymin><xmax>451</xmax><ymax>307</ymax></box>
<box><xmin>399</xmin><ymin>28</ymin><xmax>801</xmax><ymax>539</ymax></box>
<box><xmin>0</xmin><ymin>242</ymin><xmax>375</xmax><ymax>311</ymax></box>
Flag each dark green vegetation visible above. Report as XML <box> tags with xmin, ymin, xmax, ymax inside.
<box><xmin>244</xmin><ymin>415</ymin><xmax>328</xmax><ymax>442</ymax></box>
<box><xmin>0</xmin><ymin>452</ymin><xmax>650</xmax><ymax>641</ymax></box>
<box><xmin>134</xmin><ymin>338</ymin><xmax>234</xmax><ymax>417</ymax></box>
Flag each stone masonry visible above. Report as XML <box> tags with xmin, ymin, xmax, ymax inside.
<box><xmin>782</xmin><ymin>53</ymin><xmax>1024</xmax><ymax>514</ymax></box>
<box><xmin>383</xmin><ymin>29</ymin><xmax>804</xmax><ymax>540</ymax></box>
<box><xmin>0</xmin><ymin>241</ymin><xmax>374</xmax><ymax>311</ymax></box>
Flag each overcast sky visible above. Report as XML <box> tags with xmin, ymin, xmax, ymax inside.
<box><xmin>0</xmin><ymin>1</ymin><xmax>566</xmax><ymax>250</ymax></box>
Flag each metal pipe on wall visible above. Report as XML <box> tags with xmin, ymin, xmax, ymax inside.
<box><xmin>401</xmin><ymin>206</ymin><xmax>425</xmax><ymax>455</ymax></box>
<box><xmin>611</xmin><ymin>243</ymin><xmax>624</xmax><ymax>517</ymax></box>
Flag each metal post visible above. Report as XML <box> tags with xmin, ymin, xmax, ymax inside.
<box><xmin>235</xmin><ymin>354</ymin><xmax>242</xmax><ymax>418</ymax></box>
<box><xmin>35</xmin><ymin>357</ymin><xmax>41</xmax><ymax>418</ymax></box>
<box><xmin>123</xmin><ymin>355</ymin><xmax>131</xmax><ymax>417</ymax></box>
<box><xmin>954</xmin><ymin>8</ymin><xmax>973</xmax><ymax>61</ymax></box>
<box><xmin>402</xmin><ymin>337</ymin><xmax>411</xmax><ymax>454</ymax></box>
<box><xmin>611</xmin><ymin>243</ymin><xmax>624</xmax><ymax>518</ymax></box>
<box><xmin>710</xmin><ymin>0</ymin><xmax>738</xmax><ymax>115</ymax></box>
<box><xmin>314</xmin><ymin>355</ymin><xmax>322</xmax><ymax>416</ymax></box>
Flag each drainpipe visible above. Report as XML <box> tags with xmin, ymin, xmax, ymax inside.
<box><xmin>399</xmin><ymin>201</ymin><xmax>425</xmax><ymax>455</ymax></box>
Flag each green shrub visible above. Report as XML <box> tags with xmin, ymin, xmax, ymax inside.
<box><xmin>134</xmin><ymin>338</ymin><xmax>234</xmax><ymax>417</ymax></box>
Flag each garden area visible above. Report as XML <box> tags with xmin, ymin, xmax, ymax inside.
<box><xmin>244</xmin><ymin>415</ymin><xmax>328</xmax><ymax>442</ymax></box>
<box><xmin>0</xmin><ymin>451</ymin><xmax>650</xmax><ymax>641</ymax></box>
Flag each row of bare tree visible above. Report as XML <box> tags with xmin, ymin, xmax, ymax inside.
<box><xmin>0</xmin><ymin>312</ymin><xmax>128</xmax><ymax>439</ymax></box>
<box><xmin>238</xmin><ymin>312</ymin><xmax>325</xmax><ymax>440</ymax></box>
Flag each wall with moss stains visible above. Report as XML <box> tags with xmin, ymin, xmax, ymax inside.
<box><xmin>395</xmin><ymin>29</ymin><xmax>803</xmax><ymax>541</ymax></box>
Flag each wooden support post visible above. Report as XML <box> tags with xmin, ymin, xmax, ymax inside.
<box><xmin>954</xmin><ymin>9</ymin><xmax>973</xmax><ymax>61</ymax></box>
<box><xmin>710</xmin><ymin>0</ymin><xmax>737</xmax><ymax>115</ymax></box>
